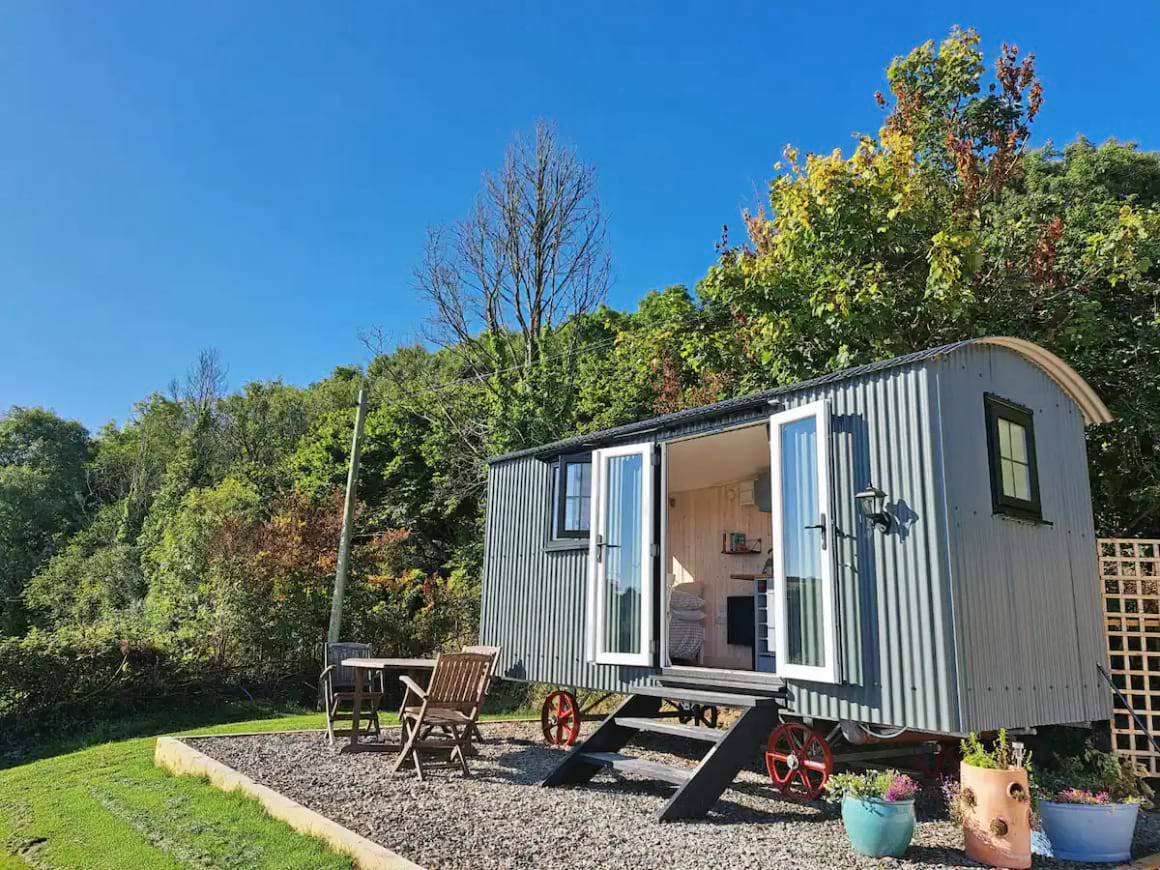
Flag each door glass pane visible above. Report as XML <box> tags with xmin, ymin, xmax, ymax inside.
<box><xmin>780</xmin><ymin>417</ymin><xmax>824</xmax><ymax>668</ymax></box>
<box><xmin>603</xmin><ymin>453</ymin><xmax>643</xmax><ymax>655</ymax></box>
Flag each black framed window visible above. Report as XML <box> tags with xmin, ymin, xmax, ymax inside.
<box><xmin>984</xmin><ymin>394</ymin><xmax>1043</xmax><ymax>521</ymax></box>
<box><xmin>553</xmin><ymin>453</ymin><xmax>592</xmax><ymax>539</ymax></box>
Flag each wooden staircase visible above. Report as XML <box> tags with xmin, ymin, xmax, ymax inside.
<box><xmin>541</xmin><ymin>685</ymin><xmax>784</xmax><ymax>821</ymax></box>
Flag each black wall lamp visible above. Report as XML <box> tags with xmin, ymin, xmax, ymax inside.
<box><xmin>855</xmin><ymin>486</ymin><xmax>893</xmax><ymax>533</ymax></box>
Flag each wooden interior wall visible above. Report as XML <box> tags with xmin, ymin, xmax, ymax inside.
<box><xmin>667</xmin><ymin>479</ymin><xmax>770</xmax><ymax>670</ymax></box>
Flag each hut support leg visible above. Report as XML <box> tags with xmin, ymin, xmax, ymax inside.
<box><xmin>541</xmin><ymin>694</ymin><xmax>664</xmax><ymax>786</ymax></box>
<box><xmin>657</xmin><ymin>704</ymin><xmax>780</xmax><ymax>821</ymax></box>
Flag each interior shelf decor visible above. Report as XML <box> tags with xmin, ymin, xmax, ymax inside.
<box><xmin>721</xmin><ymin>533</ymin><xmax>762</xmax><ymax>555</ymax></box>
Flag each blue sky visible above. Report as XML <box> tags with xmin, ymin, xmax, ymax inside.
<box><xmin>1</xmin><ymin>2</ymin><xmax>1156</xmax><ymax>431</ymax></box>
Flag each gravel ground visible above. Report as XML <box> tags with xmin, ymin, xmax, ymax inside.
<box><xmin>188</xmin><ymin>722</ymin><xmax>1160</xmax><ymax>870</ymax></box>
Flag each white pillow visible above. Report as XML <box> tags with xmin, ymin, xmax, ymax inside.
<box><xmin>669</xmin><ymin>590</ymin><xmax>705</xmax><ymax>611</ymax></box>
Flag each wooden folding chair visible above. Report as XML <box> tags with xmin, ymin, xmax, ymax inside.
<box><xmin>461</xmin><ymin>644</ymin><xmax>500</xmax><ymax>743</ymax></box>
<box><xmin>392</xmin><ymin>650</ymin><xmax>497</xmax><ymax>780</ymax></box>
<box><xmin>319</xmin><ymin>642</ymin><xmax>384</xmax><ymax>746</ymax></box>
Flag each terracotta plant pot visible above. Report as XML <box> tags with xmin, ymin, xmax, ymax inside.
<box><xmin>959</xmin><ymin>762</ymin><xmax>1032</xmax><ymax>869</ymax></box>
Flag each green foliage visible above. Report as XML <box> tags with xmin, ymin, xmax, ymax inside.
<box><xmin>961</xmin><ymin>729</ymin><xmax>1031</xmax><ymax>770</ymax></box>
<box><xmin>2</xmin><ymin>25</ymin><xmax>1160</xmax><ymax>737</ymax></box>
<box><xmin>824</xmin><ymin>769</ymin><xmax>919</xmax><ymax>803</ymax></box>
<box><xmin>24</xmin><ymin>504</ymin><xmax>144</xmax><ymax>628</ymax></box>
<box><xmin>0</xmin><ymin>408</ymin><xmax>93</xmax><ymax>634</ymax></box>
<box><xmin>1036</xmin><ymin>745</ymin><xmax>1154</xmax><ymax>807</ymax></box>
<box><xmin>697</xmin><ymin>27</ymin><xmax>1160</xmax><ymax>535</ymax></box>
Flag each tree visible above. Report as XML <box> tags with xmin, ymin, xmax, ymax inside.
<box><xmin>415</xmin><ymin>122</ymin><xmax>611</xmax><ymax>455</ymax></box>
<box><xmin>0</xmin><ymin>408</ymin><xmax>92</xmax><ymax>633</ymax></box>
<box><xmin>417</xmin><ymin>121</ymin><xmax>610</xmax><ymax>372</ymax></box>
<box><xmin>697</xmin><ymin>27</ymin><xmax>1160</xmax><ymax>534</ymax></box>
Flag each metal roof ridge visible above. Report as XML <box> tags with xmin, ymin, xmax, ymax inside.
<box><xmin>484</xmin><ymin>338</ymin><xmax>976</xmax><ymax>464</ymax></box>
<box><xmin>483</xmin><ymin>336</ymin><xmax>1113</xmax><ymax>464</ymax></box>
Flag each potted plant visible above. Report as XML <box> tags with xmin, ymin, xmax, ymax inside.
<box><xmin>1036</xmin><ymin>746</ymin><xmax>1153</xmax><ymax>863</ymax></box>
<box><xmin>825</xmin><ymin>769</ymin><xmax>919</xmax><ymax>858</ymax></box>
<box><xmin>953</xmin><ymin>731</ymin><xmax>1034</xmax><ymax>869</ymax></box>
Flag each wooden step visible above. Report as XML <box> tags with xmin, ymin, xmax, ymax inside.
<box><xmin>658</xmin><ymin>670</ymin><xmax>786</xmax><ymax>697</ymax></box>
<box><xmin>579</xmin><ymin>752</ymin><xmax>694</xmax><ymax>785</ymax></box>
<box><xmin>614</xmin><ymin>717</ymin><xmax>726</xmax><ymax>743</ymax></box>
<box><xmin>626</xmin><ymin>683</ymin><xmax>782</xmax><ymax>708</ymax></box>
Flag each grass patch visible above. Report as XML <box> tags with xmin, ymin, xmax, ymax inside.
<box><xmin>0</xmin><ymin>701</ymin><xmax>540</xmax><ymax>868</ymax></box>
<box><xmin>0</xmin><ymin>707</ymin><xmax>352</xmax><ymax>869</ymax></box>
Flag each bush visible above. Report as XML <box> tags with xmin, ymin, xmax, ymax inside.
<box><xmin>0</xmin><ymin>622</ymin><xmax>315</xmax><ymax>750</ymax></box>
<box><xmin>1036</xmin><ymin>745</ymin><xmax>1154</xmax><ymax>808</ymax></box>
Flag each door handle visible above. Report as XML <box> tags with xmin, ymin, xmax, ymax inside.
<box><xmin>595</xmin><ymin>535</ymin><xmax>620</xmax><ymax>563</ymax></box>
<box><xmin>803</xmin><ymin>513</ymin><xmax>828</xmax><ymax>550</ymax></box>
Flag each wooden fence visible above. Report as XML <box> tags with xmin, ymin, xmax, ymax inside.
<box><xmin>1100</xmin><ymin>538</ymin><xmax>1160</xmax><ymax>776</ymax></box>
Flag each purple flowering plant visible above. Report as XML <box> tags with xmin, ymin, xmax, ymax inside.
<box><xmin>1036</xmin><ymin>746</ymin><xmax>1153</xmax><ymax>808</ymax></box>
<box><xmin>1051</xmin><ymin>788</ymin><xmax>1112</xmax><ymax>805</ymax></box>
<box><xmin>884</xmin><ymin>775</ymin><xmax>921</xmax><ymax>801</ymax></box>
<box><xmin>825</xmin><ymin>769</ymin><xmax>920</xmax><ymax>803</ymax></box>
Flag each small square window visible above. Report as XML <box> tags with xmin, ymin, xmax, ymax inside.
<box><xmin>552</xmin><ymin>453</ymin><xmax>591</xmax><ymax>539</ymax></box>
<box><xmin>984</xmin><ymin>394</ymin><xmax>1043</xmax><ymax>522</ymax></box>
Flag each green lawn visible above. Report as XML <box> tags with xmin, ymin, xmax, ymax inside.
<box><xmin>0</xmin><ymin>709</ymin><xmax>359</xmax><ymax>869</ymax></box>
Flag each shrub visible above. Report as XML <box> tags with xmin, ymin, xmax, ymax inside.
<box><xmin>1037</xmin><ymin>745</ymin><xmax>1153</xmax><ymax>808</ymax></box>
<box><xmin>825</xmin><ymin>769</ymin><xmax>919</xmax><ymax>803</ymax></box>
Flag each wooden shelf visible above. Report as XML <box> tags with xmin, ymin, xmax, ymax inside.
<box><xmin>721</xmin><ymin>548</ymin><xmax>762</xmax><ymax>555</ymax></box>
<box><xmin>730</xmin><ymin>573</ymin><xmax>773</xmax><ymax>581</ymax></box>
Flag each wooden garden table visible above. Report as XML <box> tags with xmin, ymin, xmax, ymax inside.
<box><xmin>339</xmin><ymin>657</ymin><xmax>436</xmax><ymax>753</ymax></box>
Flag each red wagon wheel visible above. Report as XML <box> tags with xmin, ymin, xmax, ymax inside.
<box><xmin>765</xmin><ymin>721</ymin><xmax>834</xmax><ymax>801</ymax></box>
<box><xmin>541</xmin><ymin>690</ymin><xmax>582</xmax><ymax>746</ymax></box>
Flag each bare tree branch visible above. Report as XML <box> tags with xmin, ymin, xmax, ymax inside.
<box><xmin>184</xmin><ymin>348</ymin><xmax>228</xmax><ymax>416</ymax></box>
<box><xmin>416</xmin><ymin>121</ymin><xmax>610</xmax><ymax>377</ymax></box>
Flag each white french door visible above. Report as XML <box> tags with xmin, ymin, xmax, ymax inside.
<box><xmin>586</xmin><ymin>442</ymin><xmax>655</xmax><ymax>666</ymax></box>
<box><xmin>768</xmin><ymin>401</ymin><xmax>840</xmax><ymax>683</ymax></box>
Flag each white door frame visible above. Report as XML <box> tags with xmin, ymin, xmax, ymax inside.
<box><xmin>586</xmin><ymin>442</ymin><xmax>654</xmax><ymax>667</ymax></box>
<box><xmin>768</xmin><ymin>400</ymin><xmax>840</xmax><ymax>683</ymax></box>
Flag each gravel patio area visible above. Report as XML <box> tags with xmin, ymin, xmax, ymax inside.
<box><xmin>188</xmin><ymin>722</ymin><xmax>1160</xmax><ymax>870</ymax></box>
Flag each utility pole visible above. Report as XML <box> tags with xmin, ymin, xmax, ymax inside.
<box><xmin>327</xmin><ymin>381</ymin><xmax>368</xmax><ymax>644</ymax></box>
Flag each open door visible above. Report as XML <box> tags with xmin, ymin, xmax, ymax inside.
<box><xmin>768</xmin><ymin>401</ymin><xmax>840</xmax><ymax>683</ymax></box>
<box><xmin>586</xmin><ymin>442</ymin><xmax>655</xmax><ymax>666</ymax></box>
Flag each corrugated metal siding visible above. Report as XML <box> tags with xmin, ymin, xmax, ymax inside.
<box><xmin>479</xmin><ymin>452</ymin><xmax>656</xmax><ymax>692</ymax></box>
<box><xmin>777</xmin><ymin>368</ymin><xmax>960</xmax><ymax>733</ymax></box>
<box><xmin>481</xmin><ymin>366</ymin><xmax>962</xmax><ymax>731</ymax></box>
<box><xmin>481</xmin><ymin>344</ymin><xmax>1107</xmax><ymax>734</ymax></box>
<box><xmin>934</xmin><ymin>346</ymin><xmax>1110</xmax><ymax>731</ymax></box>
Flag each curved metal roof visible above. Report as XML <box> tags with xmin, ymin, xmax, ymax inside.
<box><xmin>485</xmin><ymin>336</ymin><xmax>1113</xmax><ymax>464</ymax></box>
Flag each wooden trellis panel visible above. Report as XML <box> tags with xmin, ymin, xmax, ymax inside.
<box><xmin>1100</xmin><ymin>538</ymin><xmax>1160</xmax><ymax>776</ymax></box>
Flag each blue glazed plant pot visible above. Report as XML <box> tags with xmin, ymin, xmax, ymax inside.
<box><xmin>841</xmin><ymin>795</ymin><xmax>916</xmax><ymax>858</ymax></box>
<box><xmin>1039</xmin><ymin>800</ymin><xmax>1139</xmax><ymax>863</ymax></box>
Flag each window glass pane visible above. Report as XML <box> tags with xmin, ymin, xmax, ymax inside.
<box><xmin>566</xmin><ymin>462</ymin><xmax>585</xmax><ymax>493</ymax></box>
<box><xmin>602</xmin><ymin>453</ymin><xmax>643</xmax><ymax>655</ymax></box>
<box><xmin>1007</xmin><ymin>421</ymin><xmax>1028</xmax><ymax>463</ymax></box>
<box><xmin>1001</xmin><ymin>458</ymin><xmax>1016</xmax><ymax>497</ymax></box>
<box><xmin>1011</xmin><ymin>461</ymin><xmax>1031</xmax><ymax>501</ymax></box>
<box><xmin>998</xmin><ymin>418</ymin><xmax>1012</xmax><ymax>459</ymax></box>
<box><xmin>559</xmin><ymin>460</ymin><xmax>591</xmax><ymax>534</ymax></box>
<box><xmin>781</xmin><ymin>417</ymin><xmax>824</xmax><ymax>668</ymax></box>
<box><xmin>577</xmin><ymin>495</ymin><xmax>590</xmax><ymax>530</ymax></box>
